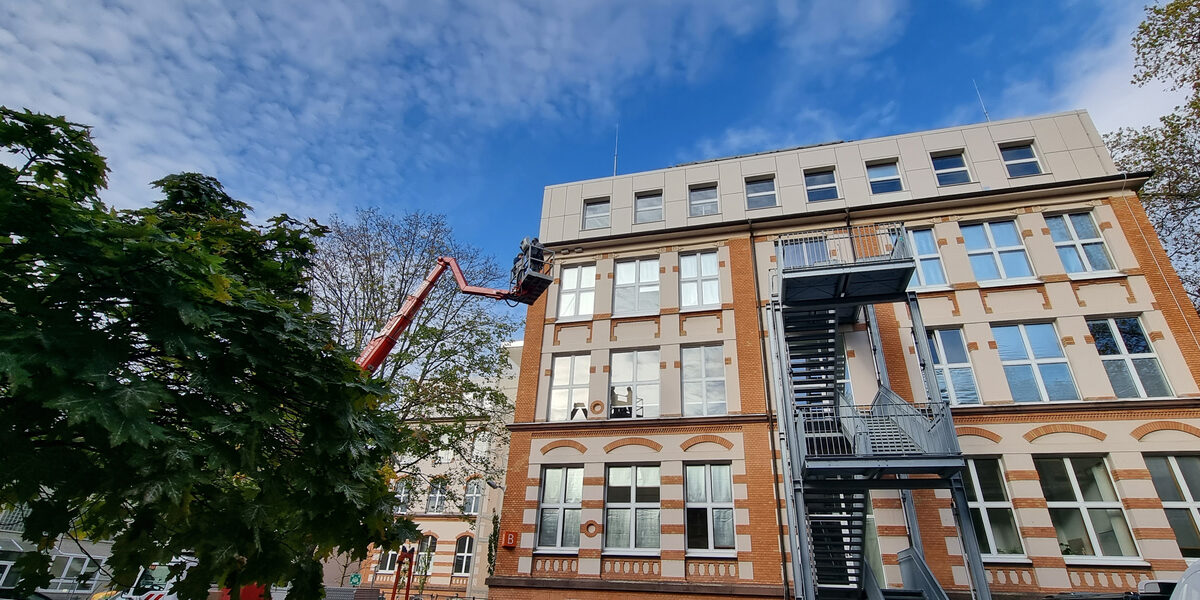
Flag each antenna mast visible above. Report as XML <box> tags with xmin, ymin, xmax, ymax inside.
<box><xmin>972</xmin><ymin>79</ymin><xmax>991</xmax><ymax>122</ymax></box>
<box><xmin>612</xmin><ymin>122</ymin><xmax>619</xmax><ymax>176</ymax></box>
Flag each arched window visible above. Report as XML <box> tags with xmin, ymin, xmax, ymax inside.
<box><xmin>453</xmin><ymin>536</ymin><xmax>474</xmax><ymax>575</ymax></box>
<box><xmin>416</xmin><ymin>535</ymin><xmax>437</xmax><ymax>576</ymax></box>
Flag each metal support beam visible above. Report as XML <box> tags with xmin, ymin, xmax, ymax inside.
<box><xmin>950</xmin><ymin>474</ymin><xmax>993</xmax><ymax>600</ymax></box>
<box><xmin>907</xmin><ymin>292</ymin><xmax>942</xmax><ymax>405</ymax></box>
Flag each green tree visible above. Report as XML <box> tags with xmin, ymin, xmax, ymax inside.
<box><xmin>0</xmin><ymin>108</ymin><xmax>418</xmax><ymax>600</ymax></box>
<box><xmin>1106</xmin><ymin>0</ymin><xmax>1200</xmax><ymax>306</ymax></box>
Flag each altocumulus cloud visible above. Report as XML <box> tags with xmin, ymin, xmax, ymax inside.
<box><xmin>0</xmin><ymin>0</ymin><xmax>907</xmax><ymax>221</ymax></box>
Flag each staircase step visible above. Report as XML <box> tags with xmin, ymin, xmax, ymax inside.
<box><xmin>881</xmin><ymin>589</ymin><xmax>925</xmax><ymax>600</ymax></box>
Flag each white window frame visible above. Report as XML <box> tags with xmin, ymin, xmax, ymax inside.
<box><xmin>604</xmin><ymin>465</ymin><xmax>661</xmax><ymax>552</ymax></box>
<box><xmin>1046</xmin><ymin>213</ymin><xmax>1115</xmax><ymax>274</ymax></box>
<box><xmin>908</xmin><ymin>228</ymin><xmax>947</xmax><ymax>288</ymax></box>
<box><xmin>609</xmin><ymin>349</ymin><xmax>660</xmax><ymax>419</ymax></box>
<box><xmin>682</xmin><ymin>345</ymin><xmax>727</xmax><ymax>417</ymax></box>
<box><xmin>416</xmin><ymin>535</ymin><xmax>437</xmax><ymax>576</ymax></box>
<box><xmin>472</xmin><ymin>433</ymin><xmax>491</xmax><ymax>461</ymax></box>
<box><xmin>463</xmin><ymin>479</ymin><xmax>483</xmax><ymax>514</ymax></box>
<box><xmin>453</xmin><ymin>536</ymin><xmax>474</xmax><ymax>576</ymax></box>
<box><xmin>961</xmin><ymin>220</ymin><xmax>1034</xmax><ymax>282</ymax></box>
<box><xmin>426</xmin><ymin>481</ymin><xmax>447</xmax><ymax>514</ymax></box>
<box><xmin>1000</xmin><ymin>142</ymin><xmax>1042</xmax><ymax>177</ymax></box>
<box><xmin>964</xmin><ymin>458</ymin><xmax>1025</xmax><ymax>557</ymax></box>
<box><xmin>803</xmin><ymin>167</ymin><xmax>839</xmax><ymax>202</ymax></box>
<box><xmin>635</xmin><ymin>191</ymin><xmax>664</xmax><ymax>224</ymax></box>
<box><xmin>1036</xmin><ymin>456</ymin><xmax>1140</xmax><ymax>560</ymax></box>
<box><xmin>1145</xmin><ymin>455</ymin><xmax>1200</xmax><ymax>560</ymax></box>
<box><xmin>45</xmin><ymin>554</ymin><xmax>102</xmax><ymax>591</ymax></box>
<box><xmin>931</xmin><ymin>151</ymin><xmax>971</xmax><ymax>186</ymax></box>
<box><xmin>377</xmin><ymin>550</ymin><xmax>399</xmax><ymax>573</ymax></box>
<box><xmin>688</xmin><ymin>184</ymin><xmax>719</xmax><ymax>217</ymax></box>
<box><xmin>928</xmin><ymin>329</ymin><xmax>979</xmax><ymax>405</ymax></box>
<box><xmin>685</xmin><ymin>463</ymin><xmax>736</xmax><ymax>556</ymax></box>
<box><xmin>394</xmin><ymin>479</ymin><xmax>412</xmax><ymax>514</ymax></box>
<box><xmin>548</xmin><ymin>354</ymin><xmax>590</xmax><ymax>422</ymax></box>
<box><xmin>583</xmin><ymin>197</ymin><xmax>610</xmax><ymax>229</ymax></box>
<box><xmin>679</xmin><ymin>251</ymin><xmax>720</xmax><ymax>309</ymax></box>
<box><xmin>613</xmin><ymin>257</ymin><xmax>660</xmax><ymax>315</ymax></box>
<box><xmin>557</xmin><ymin>264</ymin><xmax>596</xmax><ymax>319</ymax></box>
<box><xmin>866</xmin><ymin>160</ymin><xmax>903</xmax><ymax>194</ymax></box>
<box><xmin>537</xmin><ymin>466</ymin><xmax>583</xmax><ymax>550</ymax></box>
<box><xmin>434</xmin><ymin>441</ymin><xmax>453</xmax><ymax>465</ymax></box>
<box><xmin>994</xmin><ymin>322</ymin><xmax>1079</xmax><ymax>402</ymax></box>
<box><xmin>745</xmin><ymin>176</ymin><xmax>777</xmax><ymax>209</ymax></box>
<box><xmin>1087</xmin><ymin>317</ymin><xmax>1172</xmax><ymax>398</ymax></box>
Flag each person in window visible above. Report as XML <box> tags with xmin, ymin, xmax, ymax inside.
<box><xmin>610</xmin><ymin>386</ymin><xmax>633</xmax><ymax>419</ymax></box>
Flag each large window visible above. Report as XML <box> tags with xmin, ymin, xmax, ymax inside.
<box><xmin>804</xmin><ymin>168</ymin><xmax>838</xmax><ymax>201</ymax></box>
<box><xmin>463</xmin><ymin>479</ymin><xmax>483</xmax><ymax>514</ymax></box>
<box><xmin>558</xmin><ymin>264</ymin><xmax>596</xmax><ymax>319</ymax></box>
<box><xmin>46</xmin><ymin>555</ymin><xmax>102</xmax><ymax>591</ymax></box>
<box><xmin>685</xmin><ymin>464</ymin><xmax>735</xmax><ymax>553</ymax></box>
<box><xmin>1035</xmin><ymin>457</ymin><xmax>1137</xmax><ymax>558</ymax></box>
<box><xmin>927</xmin><ymin>329</ymin><xmax>979</xmax><ymax>404</ymax></box>
<box><xmin>908</xmin><ymin>228</ymin><xmax>946</xmax><ymax>287</ymax></box>
<box><xmin>961</xmin><ymin>221</ymin><xmax>1033</xmax><ymax>282</ymax></box>
<box><xmin>426</xmin><ymin>482</ymin><xmax>447</xmax><ymax>514</ymax></box>
<box><xmin>549</xmin><ymin>355</ymin><xmax>590</xmax><ymax>421</ymax></box>
<box><xmin>583</xmin><ymin>197</ymin><xmax>610</xmax><ymax>229</ymax></box>
<box><xmin>932</xmin><ymin>151</ymin><xmax>971</xmax><ymax>186</ymax></box>
<box><xmin>682</xmin><ymin>345</ymin><xmax>726</xmax><ymax>416</ymax></box>
<box><xmin>867</xmin><ymin>161</ymin><xmax>903</xmax><ymax>194</ymax></box>
<box><xmin>605</xmin><ymin>465</ymin><xmax>661</xmax><ymax>550</ymax></box>
<box><xmin>416</xmin><ymin>535</ymin><xmax>437</xmax><ymax>576</ymax></box>
<box><xmin>1000</xmin><ymin>143</ymin><xmax>1042</xmax><ymax>177</ymax></box>
<box><xmin>394</xmin><ymin>479</ymin><xmax>412</xmax><ymax>514</ymax></box>
<box><xmin>680</xmin><ymin>251</ymin><xmax>720</xmax><ymax>309</ymax></box>
<box><xmin>377</xmin><ymin>550</ymin><xmax>398</xmax><ymax>573</ymax></box>
<box><xmin>746</xmin><ymin>177</ymin><xmax>777</xmax><ymax>209</ymax></box>
<box><xmin>1087</xmin><ymin>317</ymin><xmax>1171</xmax><ymax>398</ymax></box>
<box><xmin>1046</xmin><ymin>213</ymin><xmax>1114</xmax><ymax>274</ymax></box>
<box><xmin>609</xmin><ymin>349</ymin><xmax>660</xmax><ymax>419</ymax></box>
<box><xmin>453</xmin><ymin>536</ymin><xmax>474</xmax><ymax>575</ymax></box>
<box><xmin>994</xmin><ymin>323</ymin><xmax>1078</xmax><ymax>402</ymax></box>
<box><xmin>1145</xmin><ymin>455</ymin><xmax>1200</xmax><ymax>558</ymax></box>
<box><xmin>689</xmin><ymin>185</ymin><xmax>719</xmax><ymax>217</ymax></box>
<box><xmin>613</xmin><ymin>258</ymin><xmax>660</xmax><ymax>315</ymax></box>
<box><xmin>964</xmin><ymin>459</ymin><xmax>1024</xmax><ymax>555</ymax></box>
<box><xmin>635</xmin><ymin>191</ymin><xmax>663</xmax><ymax>224</ymax></box>
<box><xmin>538</xmin><ymin>466</ymin><xmax>583</xmax><ymax>549</ymax></box>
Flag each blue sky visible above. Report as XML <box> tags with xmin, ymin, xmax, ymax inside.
<box><xmin>1</xmin><ymin>1</ymin><xmax>1185</xmax><ymax>267</ymax></box>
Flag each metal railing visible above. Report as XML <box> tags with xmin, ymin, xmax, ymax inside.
<box><xmin>777</xmin><ymin>222</ymin><xmax>910</xmax><ymax>272</ymax></box>
<box><xmin>797</xmin><ymin>388</ymin><xmax>959</xmax><ymax>458</ymax></box>
<box><xmin>868</xmin><ymin>388</ymin><xmax>960</xmax><ymax>455</ymax></box>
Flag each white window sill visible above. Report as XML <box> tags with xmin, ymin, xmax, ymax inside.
<box><xmin>686</xmin><ymin>550</ymin><xmax>738</xmax><ymax>559</ymax></box>
<box><xmin>981</xmin><ymin>555</ymin><xmax>1031</xmax><ymax>564</ymax></box>
<box><xmin>1063</xmin><ymin>556</ymin><xmax>1150</xmax><ymax>568</ymax></box>
<box><xmin>1066</xmin><ymin>270</ymin><xmax>1122</xmax><ymax>281</ymax></box>
<box><xmin>554</xmin><ymin>314</ymin><xmax>595</xmax><ymax>323</ymax></box>
<box><xmin>746</xmin><ymin>204</ymin><xmax>780</xmax><ymax>210</ymax></box>
<box><xmin>977</xmin><ymin>277</ymin><xmax>1040</xmax><ymax>288</ymax></box>
<box><xmin>910</xmin><ymin>284</ymin><xmax>954</xmax><ymax>293</ymax></box>
<box><xmin>805</xmin><ymin>196</ymin><xmax>844</xmax><ymax>203</ymax></box>
<box><xmin>1006</xmin><ymin>170</ymin><xmax>1049</xmax><ymax>180</ymax></box>
<box><xmin>611</xmin><ymin>311</ymin><xmax>660</xmax><ymax>320</ymax></box>
<box><xmin>533</xmin><ymin>547</ymin><xmax>580</xmax><ymax>555</ymax></box>
<box><xmin>679</xmin><ymin>305</ymin><xmax>723</xmax><ymax>314</ymax></box>
<box><xmin>602</xmin><ymin>549</ymin><xmax>661</xmax><ymax>557</ymax></box>
<box><xmin>935</xmin><ymin>180</ymin><xmax>975</xmax><ymax>188</ymax></box>
<box><xmin>634</xmin><ymin>219</ymin><xmax>665</xmax><ymax>225</ymax></box>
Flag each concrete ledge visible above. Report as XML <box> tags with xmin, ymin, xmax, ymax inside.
<box><xmin>485</xmin><ymin>575</ymin><xmax>786</xmax><ymax>597</ymax></box>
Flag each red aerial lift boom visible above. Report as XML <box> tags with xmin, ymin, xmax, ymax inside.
<box><xmin>355</xmin><ymin>237</ymin><xmax>553</xmax><ymax>374</ymax></box>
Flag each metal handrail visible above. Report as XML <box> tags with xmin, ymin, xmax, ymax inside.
<box><xmin>868</xmin><ymin>388</ymin><xmax>958</xmax><ymax>455</ymax></box>
<box><xmin>798</xmin><ymin>387</ymin><xmax>960</xmax><ymax>458</ymax></box>
<box><xmin>777</xmin><ymin>222</ymin><xmax>910</xmax><ymax>272</ymax></box>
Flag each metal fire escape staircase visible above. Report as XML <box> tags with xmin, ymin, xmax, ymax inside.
<box><xmin>767</xmin><ymin>223</ymin><xmax>992</xmax><ymax>600</ymax></box>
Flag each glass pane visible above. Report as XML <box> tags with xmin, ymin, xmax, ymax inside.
<box><xmin>1001</xmin><ymin>145</ymin><xmax>1036</xmax><ymax>161</ymax></box>
<box><xmin>636</xmin><ymin>466</ymin><xmax>660</xmax><ymax>502</ymax></box>
<box><xmin>690</xmin><ymin>186</ymin><xmax>717</xmax><ymax>201</ymax></box>
<box><xmin>539</xmin><ymin>509</ymin><xmax>560</xmax><ymax>546</ymax></box>
<box><xmin>1045</xmin><ymin>216</ymin><xmax>1071</xmax><ymax>242</ymax></box>
<box><xmin>635</xmin><ymin>509</ymin><xmax>660</xmax><ymax>548</ymax></box>
<box><xmin>682</xmin><ymin>347</ymin><xmax>702</xmax><ymax>379</ymax></box>
<box><xmin>1133</xmin><ymin>358</ymin><xmax>1171</xmax><ymax>397</ymax></box>
<box><xmin>562</xmin><ymin>509</ymin><xmax>580</xmax><ymax>547</ymax></box>
<box><xmin>1006</xmin><ymin>161</ymin><xmax>1042</xmax><ymax>177</ymax></box>
<box><xmin>584</xmin><ymin>201</ymin><xmax>609</xmax><ymax>217</ymax></box>
<box><xmin>572</xmin><ymin>356</ymin><xmax>590</xmax><ymax>385</ymax></box>
<box><xmin>711</xmin><ymin>464</ymin><xmax>733</xmax><ymax>502</ymax></box>
<box><xmin>543</xmin><ymin>468</ymin><xmax>563</xmax><ymax>502</ymax></box>
<box><xmin>1116</xmin><ymin>318</ymin><xmax>1150</xmax><ymax>353</ymax></box>
<box><xmin>805</xmin><ymin>170</ymin><xmax>836</xmax><ymax>187</ymax></box>
<box><xmin>976</xmin><ymin>459</ymin><xmax>1008</xmax><ymax>501</ymax></box>
<box><xmin>746</xmin><ymin>179</ymin><xmax>775</xmax><ymax>194</ymax></box>
<box><xmin>606</xmin><ymin>508</ymin><xmax>631</xmax><ymax>547</ymax></box>
<box><xmin>1072</xmin><ymin>457</ymin><xmax>1117</xmax><ymax>502</ymax></box>
<box><xmin>639</xmin><ymin>285</ymin><xmax>660</xmax><ymax>312</ymax></box>
<box><xmin>990</xmin><ymin>221</ymin><xmax>1021</xmax><ymax>247</ymax></box>
<box><xmin>1070</xmin><ymin>213</ymin><xmax>1100</xmax><ymax>238</ymax></box>
<box><xmin>565</xmin><ymin>468</ymin><xmax>583</xmax><ymax>503</ymax></box>
<box><xmin>927</xmin><ymin>332</ymin><xmax>943</xmax><ymax>364</ymax></box>
<box><xmin>680</xmin><ymin>254</ymin><xmax>697</xmax><ymax>278</ymax></box>
<box><xmin>1039</xmin><ymin>363</ymin><xmax>1079</xmax><ymax>400</ymax></box>
<box><xmin>1035</xmin><ymin>459</ymin><xmax>1075</xmax><ymax>501</ymax></box>
<box><xmin>807</xmin><ymin>186</ymin><xmax>839</xmax><ymax>201</ymax></box>
<box><xmin>911</xmin><ymin>229</ymin><xmax>936</xmax><ymax>255</ymax></box>
<box><xmin>1057</xmin><ymin>246</ymin><xmax>1085</xmax><ymax>273</ymax></box>
<box><xmin>578</xmin><ymin>290</ymin><xmax>594</xmax><ymax>315</ymax></box>
<box><xmin>970</xmin><ymin>507</ymin><xmax>993</xmax><ymax>554</ymax></box>
<box><xmin>700</xmin><ymin>252</ymin><xmax>718</xmax><ymax>276</ymax></box>
<box><xmin>936</xmin><ymin>170</ymin><xmax>971</xmax><ymax>185</ymax></box>
<box><xmin>683</xmin><ymin>382</ymin><xmax>704</xmax><ymax>416</ymax></box>
<box><xmin>640</xmin><ymin>259</ymin><xmax>659</xmax><ymax>282</ymax></box>
<box><xmin>870</xmin><ymin>179</ymin><xmax>903</xmax><ymax>194</ymax></box>
<box><xmin>950</xmin><ymin>368</ymin><xmax>979</xmax><ymax>404</ymax></box>
<box><xmin>1004</xmin><ymin>365</ymin><xmax>1042</xmax><ymax>402</ymax></box>
<box><xmin>1177</xmin><ymin>456</ymin><xmax>1200</xmax><ymax>497</ymax></box>
<box><xmin>1025</xmin><ymin>324</ymin><xmax>1063</xmax><ymax>358</ymax></box>
<box><xmin>713</xmin><ymin>508</ymin><xmax>735</xmax><ymax>548</ymax></box>
<box><xmin>637</xmin><ymin>194</ymin><xmax>662</xmax><ymax>209</ymax></box>
<box><xmin>615</xmin><ymin>262</ymin><xmax>636</xmax><ymax>285</ymax></box>
<box><xmin>636</xmin><ymin>351</ymin><xmax>659</xmax><ymax>381</ymax></box>
<box><xmin>1088</xmin><ymin>320</ymin><xmax>1119</xmax><ymax>355</ymax></box>
<box><xmin>960</xmin><ymin>224</ymin><xmax>989</xmax><ymax>251</ymax></box>
<box><xmin>579</xmin><ymin>265</ymin><xmax>596</xmax><ymax>287</ymax></box>
<box><xmin>562</xmin><ymin>267</ymin><xmax>579</xmax><ymax>290</ymax></box>
<box><xmin>702</xmin><ymin>279</ymin><xmax>720</xmax><ymax>305</ymax></box>
<box><xmin>867</xmin><ymin>163</ymin><xmax>899</xmax><ymax>179</ymax></box>
<box><xmin>920</xmin><ymin>258</ymin><xmax>946</xmax><ymax>285</ymax></box>
<box><xmin>1167</xmin><ymin>509</ymin><xmax>1200</xmax><ymax>557</ymax></box>
<box><xmin>681</xmin><ymin>281</ymin><xmax>699</xmax><ymax>307</ymax></box>
<box><xmin>608</xmin><ymin>467</ymin><xmax>632</xmax><ymax>502</ymax></box>
<box><xmin>932</xmin><ymin>154</ymin><xmax>965</xmax><ymax>170</ymax></box>
<box><xmin>989</xmin><ymin>509</ymin><xmax>1025</xmax><ymax>554</ymax></box>
<box><xmin>935</xmin><ymin>369</ymin><xmax>950</xmax><ymax>402</ymax></box>
<box><xmin>963</xmin><ymin>465</ymin><xmax>979</xmax><ymax>501</ymax></box>
<box><xmin>706</xmin><ymin>381</ymin><xmax>727</xmax><ymax>415</ymax></box>
<box><xmin>704</xmin><ymin>346</ymin><xmax>724</xmax><ymax>376</ymax></box>
<box><xmin>613</xmin><ymin>288</ymin><xmax>636</xmax><ymax>314</ymax></box>
<box><xmin>1103</xmin><ymin>360</ymin><xmax>1140</xmax><ymax>398</ymax></box>
<box><xmin>686</xmin><ymin>508</ymin><xmax>709</xmax><ymax>549</ymax></box>
<box><xmin>993</xmin><ymin>326</ymin><xmax>1027</xmax><ymax>360</ymax></box>
<box><xmin>1089</xmin><ymin>508</ymin><xmax>1137</xmax><ymax>556</ymax></box>
<box><xmin>747</xmin><ymin>192</ymin><xmax>776</xmax><ymax>209</ymax></box>
<box><xmin>1145</xmin><ymin>456</ymin><xmax>1184</xmax><ymax>502</ymax></box>
<box><xmin>686</xmin><ymin>465</ymin><xmax>706</xmax><ymax>502</ymax></box>
<box><xmin>639</xmin><ymin>383</ymin><xmax>660</xmax><ymax>417</ymax></box>
<box><xmin>552</xmin><ymin>357</ymin><xmax>572</xmax><ymax>385</ymax></box>
<box><xmin>611</xmin><ymin>352</ymin><xmax>634</xmax><ymax>383</ymax></box>
<box><xmin>584</xmin><ymin>213</ymin><xmax>609</xmax><ymax>229</ymax></box>
<box><xmin>636</xmin><ymin>206</ymin><xmax>662</xmax><ymax>223</ymax></box>
<box><xmin>999</xmin><ymin>250</ymin><xmax>1033</xmax><ymax>278</ymax></box>
<box><xmin>939</xmin><ymin>330</ymin><xmax>968</xmax><ymax>363</ymax></box>
<box><xmin>1049</xmin><ymin>508</ymin><xmax>1095</xmax><ymax>556</ymax></box>
<box><xmin>1083</xmin><ymin>243</ymin><xmax>1112</xmax><ymax>270</ymax></box>
<box><xmin>969</xmin><ymin>254</ymin><xmax>1000</xmax><ymax>280</ymax></box>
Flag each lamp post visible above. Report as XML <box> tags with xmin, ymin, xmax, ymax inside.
<box><xmin>387</xmin><ymin>545</ymin><xmax>416</xmax><ymax>600</ymax></box>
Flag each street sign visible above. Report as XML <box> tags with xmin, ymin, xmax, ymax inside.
<box><xmin>348</xmin><ymin>574</ymin><xmax>361</xmax><ymax>587</ymax></box>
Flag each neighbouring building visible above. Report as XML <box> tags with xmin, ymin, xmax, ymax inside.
<box><xmin>1</xmin><ymin>506</ymin><xmax>113</xmax><ymax>600</ymax></box>
<box><xmin>486</xmin><ymin>109</ymin><xmax>1200</xmax><ymax>600</ymax></box>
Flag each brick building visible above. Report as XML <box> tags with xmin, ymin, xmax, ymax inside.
<box><xmin>486</xmin><ymin>110</ymin><xmax>1200</xmax><ymax>599</ymax></box>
